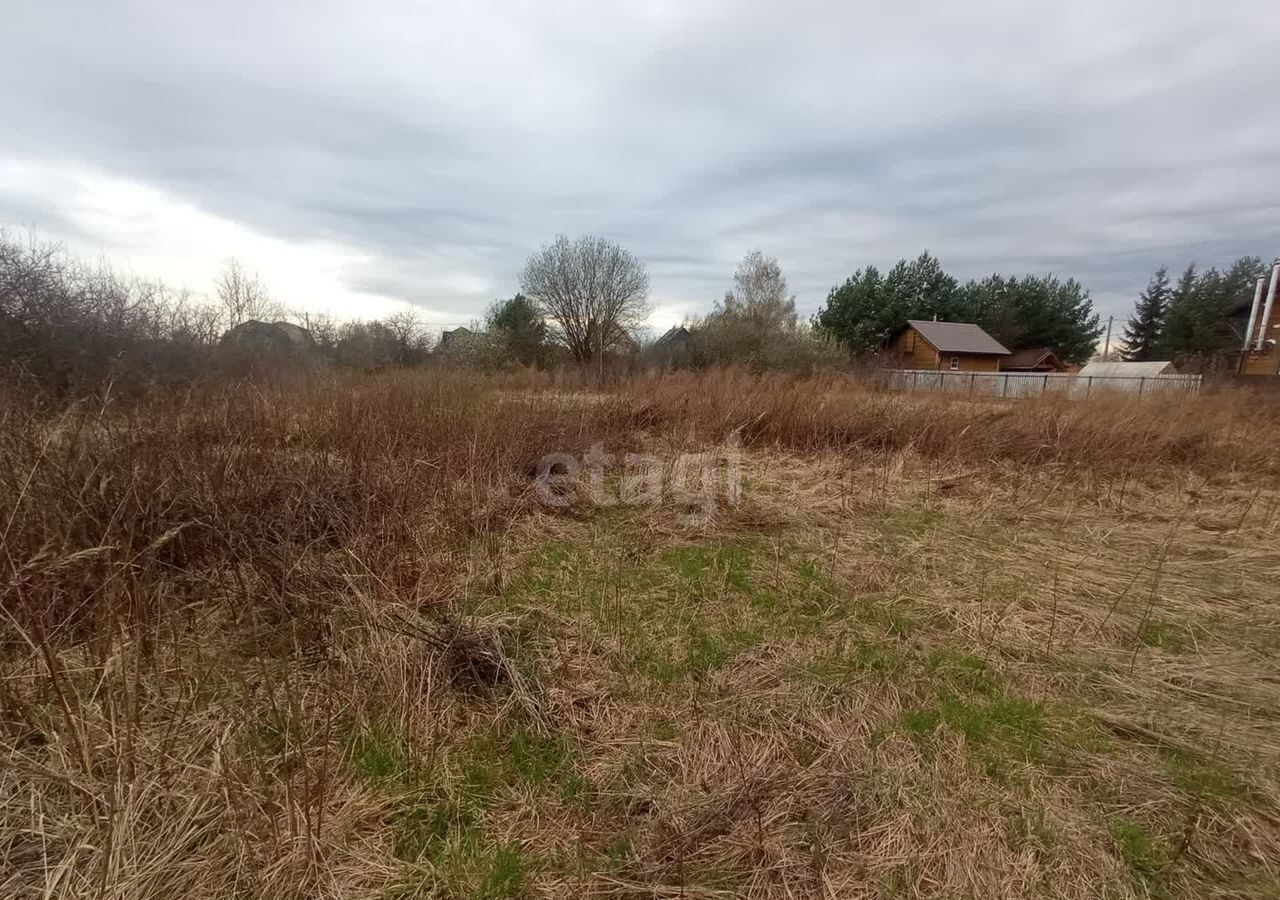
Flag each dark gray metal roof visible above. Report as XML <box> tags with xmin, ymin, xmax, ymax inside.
<box><xmin>907</xmin><ymin>320</ymin><xmax>1010</xmax><ymax>355</ymax></box>
<box><xmin>1000</xmin><ymin>347</ymin><xmax>1063</xmax><ymax>370</ymax></box>
<box><xmin>654</xmin><ymin>326</ymin><xmax>691</xmax><ymax>348</ymax></box>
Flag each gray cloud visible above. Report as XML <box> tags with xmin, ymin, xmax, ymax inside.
<box><xmin>2</xmin><ymin>0</ymin><xmax>1279</xmax><ymax>325</ymax></box>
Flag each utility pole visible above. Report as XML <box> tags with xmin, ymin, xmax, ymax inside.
<box><xmin>1102</xmin><ymin>315</ymin><xmax>1114</xmax><ymax>360</ymax></box>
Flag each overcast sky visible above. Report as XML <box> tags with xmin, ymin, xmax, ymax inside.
<box><xmin>3</xmin><ymin>1</ymin><xmax>1279</xmax><ymax>332</ymax></box>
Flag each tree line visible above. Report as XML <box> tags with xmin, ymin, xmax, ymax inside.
<box><xmin>501</xmin><ymin>243</ymin><xmax>1108</xmax><ymax>369</ymax></box>
<box><xmin>6</xmin><ymin>223</ymin><xmax>1266</xmax><ymax>389</ymax></box>
<box><xmin>1121</xmin><ymin>257</ymin><xmax>1271</xmax><ymax>365</ymax></box>
<box><xmin>814</xmin><ymin>251</ymin><xmax>1103</xmax><ymax>364</ymax></box>
<box><xmin>474</xmin><ymin>243</ymin><xmax>842</xmax><ymax>373</ymax></box>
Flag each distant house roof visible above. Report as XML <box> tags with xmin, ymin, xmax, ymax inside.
<box><xmin>1077</xmin><ymin>360</ymin><xmax>1176</xmax><ymax>378</ymax></box>
<box><xmin>654</xmin><ymin>326</ymin><xmax>691</xmax><ymax>348</ymax></box>
<box><xmin>1000</xmin><ymin>347</ymin><xmax>1066</xmax><ymax>371</ymax></box>
<box><xmin>905</xmin><ymin>320</ymin><xmax>1010</xmax><ymax>355</ymax></box>
<box><xmin>438</xmin><ymin>326</ymin><xmax>474</xmax><ymax>349</ymax></box>
<box><xmin>221</xmin><ymin>319</ymin><xmax>315</xmax><ymax>353</ymax></box>
<box><xmin>272</xmin><ymin>321</ymin><xmax>314</xmax><ymax>349</ymax></box>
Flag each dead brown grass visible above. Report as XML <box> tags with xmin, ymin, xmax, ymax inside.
<box><xmin>2</xmin><ymin>368</ymin><xmax>1278</xmax><ymax>899</ymax></box>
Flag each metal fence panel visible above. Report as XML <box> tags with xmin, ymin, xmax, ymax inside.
<box><xmin>882</xmin><ymin>370</ymin><xmax>1201</xmax><ymax>397</ymax></box>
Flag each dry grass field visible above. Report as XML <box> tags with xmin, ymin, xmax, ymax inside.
<box><xmin>2</xmin><ymin>370</ymin><xmax>1279</xmax><ymax>899</ymax></box>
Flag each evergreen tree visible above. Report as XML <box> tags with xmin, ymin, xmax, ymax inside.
<box><xmin>1159</xmin><ymin>264</ymin><xmax>1198</xmax><ymax>358</ymax></box>
<box><xmin>962</xmin><ymin>274</ymin><xmax>1023</xmax><ymax>347</ymax></box>
<box><xmin>485</xmin><ymin>293</ymin><xmax>548</xmax><ymax>366</ymax></box>
<box><xmin>1160</xmin><ymin>258</ymin><xmax>1265</xmax><ymax>361</ymax></box>
<box><xmin>817</xmin><ymin>252</ymin><xmax>968</xmax><ymax>351</ymax></box>
<box><xmin>960</xmin><ymin>273</ymin><xmax>1103</xmax><ymax>364</ymax></box>
<box><xmin>817</xmin><ymin>252</ymin><xmax>1103</xmax><ymax>363</ymax></box>
<box><xmin>1121</xmin><ymin>267</ymin><xmax>1170</xmax><ymax>360</ymax></box>
<box><xmin>815</xmin><ymin>264</ymin><xmax>885</xmax><ymax>350</ymax></box>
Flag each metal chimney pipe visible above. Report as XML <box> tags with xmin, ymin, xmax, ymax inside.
<box><xmin>1258</xmin><ymin>263</ymin><xmax>1280</xmax><ymax>352</ymax></box>
<box><xmin>1243</xmin><ymin>276</ymin><xmax>1266</xmax><ymax>356</ymax></box>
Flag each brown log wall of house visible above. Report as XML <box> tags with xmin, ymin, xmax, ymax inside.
<box><xmin>1242</xmin><ymin>347</ymin><xmax>1279</xmax><ymax>376</ymax></box>
<box><xmin>952</xmin><ymin>354</ymin><xmax>1003</xmax><ymax>372</ymax></box>
<box><xmin>891</xmin><ymin>326</ymin><xmax>1003</xmax><ymax>371</ymax></box>
<box><xmin>891</xmin><ymin>328</ymin><xmax>939</xmax><ymax>368</ymax></box>
<box><xmin>1241</xmin><ymin>315</ymin><xmax>1280</xmax><ymax>376</ymax></box>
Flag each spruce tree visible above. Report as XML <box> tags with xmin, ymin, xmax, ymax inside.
<box><xmin>1121</xmin><ymin>267</ymin><xmax>1170</xmax><ymax>360</ymax></box>
<box><xmin>1159</xmin><ymin>264</ymin><xmax>1198</xmax><ymax>358</ymax></box>
<box><xmin>1160</xmin><ymin>258</ymin><xmax>1265</xmax><ymax>360</ymax></box>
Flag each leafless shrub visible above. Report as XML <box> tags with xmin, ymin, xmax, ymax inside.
<box><xmin>214</xmin><ymin>257</ymin><xmax>280</xmax><ymax>327</ymax></box>
<box><xmin>0</xmin><ymin>229</ymin><xmax>225</xmax><ymax>390</ymax></box>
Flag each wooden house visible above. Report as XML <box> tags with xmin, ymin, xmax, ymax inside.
<box><xmin>438</xmin><ymin>326</ymin><xmax>474</xmax><ymax>351</ymax></box>
<box><xmin>890</xmin><ymin>320</ymin><xmax>1010</xmax><ymax>371</ymax></box>
<box><xmin>650</xmin><ymin>326</ymin><xmax>694</xmax><ymax>368</ymax></box>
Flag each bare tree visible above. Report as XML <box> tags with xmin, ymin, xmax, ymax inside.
<box><xmin>215</xmin><ymin>258</ymin><xmax>277</xmax><ymax>327</ymax></box>
<box><xmin>383</xmin><ymin>310</ymin><xmax>431</xmax><ymax>363</ymax></box>
<box><xmin>290</xmin><ymin>309</ymin><xmax>339</xmax><ymax>352</ymax></box>
<box><xmin>714</xmin><ymin>250</ymin><xmax>797</xmax><ymax>331</ymax></box>
<box><xmin>519</xmin><ymin>235</ymin><xmax>649</xmax><ymax>364</ymax></box>
<box><xmin>168</xmin><ymin>292</ymin><xmax>226</xmax><ymax>347</ymax></box>
<box><xmin>692</xmin><ymin>251</ymin><xmax>838</xmax><ymax>371</ymax></box>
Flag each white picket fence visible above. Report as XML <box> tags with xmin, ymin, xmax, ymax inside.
<box><xmin>882</xmin><ymin>369</ymin><xmax>1201</xmax><ymax>398</ymax></box>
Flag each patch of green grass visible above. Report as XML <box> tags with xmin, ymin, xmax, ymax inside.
<box><xmin>507</xmin><ymin>729</ymin><xmax>573</xmax><ymax>785</ymax></box>
<box><xmin>748</xmin><ymin>589</ymin><xmax>781</xmax><ymax>616</ymax></box>
<box><xmin>391</xmin><ymin>828</ymin><xmax>528</xmax><ymax>899</ymax></box>
<box><xmin>622</xmin><ymin>622</ymin><xmax>761</xmax><ymax>685</ymax></box>
<box><xmin>925</xmin><ymin>648</ymin><xmax>1001</xmax><ymax>696</ymax></box>
<box><xmin>1159</xmin><ymin>747</ymin><xmax>1244</xmax><ymax>801</ymax></box>
<box><xmin>743</xmin><ymin>556</ymin><xmax>857</xmax><ymax>633</ymax></box>
<box><xmin>901</xmin><ymin>707</ymin><xmax>942</xmax><ymax>738</ymax></box>
<box><xmin>388</xmin><ymin>780</ymin><xmax>530</xmax><ymax>898</ymax></box>
<box><xmin>686</xmin><ymin>626</ymin><xmax>761</xmax><ymax>675</ymax></box>
<box><xmin>854</xmin><ymin>599</ymin><xmax>916</xmax><ymax>639</ymax></box>
<box><xmin>900</xmin><ymin>681</ymin><xmax>1100</xmax><ymax>778</ymax></box>
<box><xmin>603</xmin><ymin>835</ymin><xmax>632</xmax><ymax>868</ymax></box>
<box><xmin>347</xmin><ymin>719</ymin><xmax>414</xmax><ymax>786</ymax></box>
<box><xmin>1139</xmin><ymin>618</ymin><xmax>1199</xmax><ymax>654</ymax></box>
<box><xmin>460</xmin><ymin>727</ymin><xmax>577</xmax><ymax>804</ymax></box>
<box><xmin>393</xmin><ymin>795</ymin><xmax>478</xmax><ymax>864</ymax></box>
<box><xmin>896</xmin><ymin>640</ymin><xmax>1103</xmax><ymax>776</ymax></box>
<box><xmin>560</xmin><ymin>772</ymin><xmax>592</xmax><ymax>809</ymax></box>
<box><xmin>809</xmin><ymin>640</ymin><xmax>905</xmax><ymax>683</ymax></box>
<box><xmin>664</xmin><ymin>544</ymin><xmax>755</xmax><ymax>597</ymax></box>
<box><xmin>881</xmin><ymin>611</ymin><xmax>914</xmax><ymax>639</ymax></box>
<box><xmin>629</xmin><ymin>645</ymin><xmax>681</xmax><ymax>684</ymax></box>
<box><xmin>939</xmin><ymin>695</ymin><xmax>1045</xmax><ymax>745</ymax></box>
<box><xmin>461</xmin><ymin>752</ymin><xmax>502</xmax><ymax>804</ymax></box>
<box><xmin>476</xmin><ymin>844</ymin><xmax>525</xmax><ymax>899</ymax></box>
<box><xmin>793</xmin><ymin>558</ymin><xmax>848</xmax><ymax>602</ymax></box>
<box><xmin>502</xmin><ymin>540</ymin><xmax>622</xmax><ymax>615</ymax></box>
<box><xmin>880</xmin><ymin>507</ymin><xmax>944</xmax><ymax>544</ymax></box>
<box><xmin>1109</xmin><ymin>817</ymin><xmax>1167</xmax><ymax>896</ymax></box>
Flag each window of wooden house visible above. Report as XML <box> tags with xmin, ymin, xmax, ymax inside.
<box><xmin>949</xmin><ymin>356</ymin><xmax>960</xmax><ymax>370</ymax></box>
